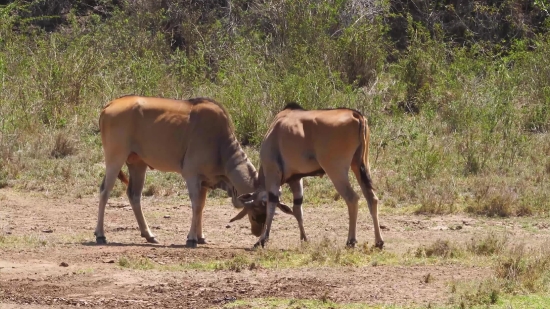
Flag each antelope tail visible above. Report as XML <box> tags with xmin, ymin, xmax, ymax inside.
<box><xmin>358</xmin><ymin>115</ymin><xmax>374</xmax><ymax>190</ymax></box>
<box><xmin>117</xmin><ymin>170</ymin><xmax>129</xmax><ymax>186</ymax></box>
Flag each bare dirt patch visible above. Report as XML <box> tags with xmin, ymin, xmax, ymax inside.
<box><xmin>1</xmin><ymin>188</ymin><xmax>548</xmax><ymax>308</ymax></box>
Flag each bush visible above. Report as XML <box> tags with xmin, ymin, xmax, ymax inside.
<box><xmin>495</xmin><ymin>244</ymin><xmax>550</xmax><ymax>293</ymax></box>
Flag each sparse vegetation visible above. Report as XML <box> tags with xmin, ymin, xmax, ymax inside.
<box><xmin>0</xmin><ymin>234</ymin><xmax>48</xmax><ymax>248</ymax></box>
<box><xmin>495</xmin><ymin>244</ymin><xmax>550</xmax><ymax>294</ymax></box>
<box><xmin>466</xmin><ymin>232</ymin><xmax>508</xmax><ymax>256</ymax></box>
<box><xmin>438</xmin><ymin>236</ymin><xmax>550</xmax><ymax>308</ymax></box>
<box><xmin>142</xmin><ymin>184</ymin><xmax>158</xmax><ymax>197</ymax></box>
<box><xmin>117</xmin><ymin>255</ymin><xmax>155</xmax><ymax>270</ymax></box>
<box><xmin>223</xmin><ymin>298</ymin><xmax>391</xmax><ymax>309</ymax></box>
<box><xmin>215</xmin><ymin>253</ymin><xmax>254</xmax><ymax>272</ymax></box>
<box><xmin>50</xmin><ymin>132</ymin><xmax>75</xmax><ymax>159</ymax></box>
<box><xmin>415</xmin><ymin>239</ymin><xmax>464</xmax><ymax>259</ymax></box>
<box><xmin>450</xmin><ymin>279</ymin><xmax>502</xmax><ymax>308</ymax></box>
<box><xmin>113</xmin><ymin>238</ymin><xmax>395</xmax><ymax>272</ymax></box>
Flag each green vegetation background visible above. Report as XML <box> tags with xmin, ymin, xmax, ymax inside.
<box><xmin>1</xmin><ymin>0</ymin><xmax>549</xmax><ymax>216</ymax></box>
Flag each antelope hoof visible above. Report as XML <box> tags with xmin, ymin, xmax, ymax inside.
<box><xmin>145</xmin><ymin>237</ymin><xmax>159</xmax><ymax>244</ymax></box>
<box><xmin>198</xmin><ymin>237</ymin><xmax>207</xmax><ymax>245</ymax></box>
<box><xmin>186</xmin><ymin>239</ymin><xmax>198</xmax><ymax>248</ymax></box>
<box><xmin>375</xmin><ymin>240</ymin><xmax>385</xmax><ymax>249</ymax></box>
<box><xmin>96</xmin><ymin>236</ymin><xmax>107</xmax><ymax>245</ymax></box>
<box><xmin>253</xmin><ymin>238</ymin><xmax>267</xmax><ymax>249</ymax></box>
<box><xmin>346</xmin><ymin>239</ymin><xmax>357</xmax><ymax>248</ymax></box>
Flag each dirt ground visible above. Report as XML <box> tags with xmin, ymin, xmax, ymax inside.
<box><xmin>1</xmin><ymin>188</ymin><xmax>549</xmax><ymax>308</ymax></box>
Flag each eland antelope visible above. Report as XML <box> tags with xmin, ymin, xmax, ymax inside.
<box><xmin>230</xmin><ymin>103</ymin><xmax>384</xmax><ymax>249</ymax></box>
<box><xmin>95</xmin><ymin>96</ymin><xmax>284</xmax><ymax>247</ymax></box>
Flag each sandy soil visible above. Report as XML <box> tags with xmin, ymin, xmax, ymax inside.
<box><xmin>1</xmin><ymin>188</ymin><xmax>548</xmax><ymax>308</ymax></box>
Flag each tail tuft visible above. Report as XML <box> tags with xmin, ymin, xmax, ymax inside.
<box><xmin>359</xmin><ymin>164</ymin><xmax>374</xmax><ymax>190</ymax></box>
<box><xmin>117</xmin><ymin>170</ymin><xmax>129</xmax><ymax>185</ymax></box>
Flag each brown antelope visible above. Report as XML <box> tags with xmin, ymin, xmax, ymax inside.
<box><xmin>96</xmin><ymin>96</ymin><xmax>292</xmax><ymax>247</ymax></box>
<box><xmin>230</xmin><ymin>103</ymin><xmax>384</xmax><ymax>249</ymax></box>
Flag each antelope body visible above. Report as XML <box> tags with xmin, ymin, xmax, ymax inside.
<box><xmin>231</xmin><ymin>103</ymin><xmax>384</xmax><ymax>249</ymax></box>
<box><xmin>96</xmin><ymin>96</ymin><xmax>260</xmax><ymax>247</ymax></box>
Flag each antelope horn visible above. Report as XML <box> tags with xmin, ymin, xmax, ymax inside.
<box><xmin>229</xmin><ymin>208</ymin><xmax>248</xmax><ymax>222</ymax></box>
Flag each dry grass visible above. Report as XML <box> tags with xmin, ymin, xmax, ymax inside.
<box><xmin>0</xmin><ymin>234</ymin><xmax>49</xmax><ymax>249</ymax></box>
<box><xmin>142</xmin><ymin>184</ymin><xmax>158</xmax><ymax>197</ymax></box>
<box><xmin>495</xmin><ymin>244</ymin><xmax>550</xmax><ymax>293</ymax></box>
<box><xmin>118</xmin><ymin>255</ymin><xmax>155</xmax><ymax>270</ymax></box>
<box><xmin>466</xmin><ymin>232</ymin><xmax>508</xmax><ymax>256</ymax></box>
<box><xmin>115</xmin><ymin>238</ymin><xmax>396</xmax><ymax>272</ymax></box>
<box><xmin>447</xmin><ymin>239</ymin><xmax>550</xmax><ymax>307</ymax></box>
<box><xmin>50</xmin><ymin>132</ymin><xmax>76</xmax><ymax>159</ymax></box>
<box><xmin>465</xmin><ymin>180</ymin><xmax>518</xmax><ymax>217</ymax></box>
<box><xmin>450</xmin><ymin>279</ymin><xmax>501</xmax><ymax>308</ymax></box>
<box><xmin>414</xmin><ymin>239</ymin><xmax>464</xmax><ymax>259</ymax></box>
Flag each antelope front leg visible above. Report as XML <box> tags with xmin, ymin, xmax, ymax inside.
<box><xmin>195</xmin><ymin>186</ymin><xmax>209</xmax><ymax>245</ymax></box>
<box><xmin>185</xmin><ymin>179</ymin><xmax>207</xmax><ymax>248</ymax></box>
<box><xmin>254</xmin><ymin>191</ymin><xmax>279</xmax><ymax>248</ymax></box>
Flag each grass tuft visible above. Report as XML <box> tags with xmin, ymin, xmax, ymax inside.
<box><xmin>451</xmin><ymin>279</ymin><xmax>501</xmax><ymax>308</ymax></box>
<box><xmin>142</xmin><ymin>184</ymin><xmax>158</xmax><ymax>197</ymax></box>
<box><xmin>415</xmin><ymin>239</ymin><xmax>463</xmax><ymax>259</ymax></box>
<box><xmin>467</xmin><ymin>185</ymin><xmax>516</xmax><ymax>217</ymax></box>
<box><xmin>495</xmin><ymin>244</ymin><xmax>550</xmax><ymax>293</ymax></box>
<box><xmin>50</xmin><ymin>133</ymin><xmax>76</xmax><ymax>159</ymax></box>
<box><xmin>117</xmin><ymin>256</ymin><xmax>156</xmax><ymax>270</ymax></box>
<box><xmin>215</xmin><ymin>254</ymin><xmax>253</xmax><ymax>272</ymax></box>
<box><xmin>0</xmin><ymin>234</ymin><xmax>49</xmax><ymax>248</ymax></box>
<box><xmin>466</xmin><ymin>232</ymin><xmax>508</xmax><ymax>256</ymax></box>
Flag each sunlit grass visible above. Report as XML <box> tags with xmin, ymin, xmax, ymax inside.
<box><xmin>115</xmin><ymin>236</ymin><xmax>509</xmax><ymax>272</ymax></box>
<box><xmin>221</xmin><ymin>294</ymin><xmax>550</xmax><ymax>309</ymax></box>
<box><xmin>0</xmin><ymin>234</ymin><xmax>49</xmax><ymax>249</ymax></box>
<box><xmin>0</xmin><ymin>231</ymin><xmax>94</xmax><ymax>250</ymax></box>
<box><xmin>224</xmin><ymin>298</ymin><xmax>424</xmax><ymax>309</ymax></box>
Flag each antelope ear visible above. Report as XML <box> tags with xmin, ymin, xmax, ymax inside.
<box><xmin>277</xmin><ymin>203</ymin><xmax>293</xmax><ymax>215</ymax></box>
<box><xmin>229</xmin><ymin>208</ymin><xmax>248</xmax><ymax>222</ymax></box>
<box><xmin>233</xmin><ymin>193</ymin><xmax>253</xmax><ymax>209</ymax></box>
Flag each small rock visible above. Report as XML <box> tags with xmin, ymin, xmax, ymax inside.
<box><xmin>42</xmin><ymin>229</ymin><xmax>54</xmax><ymax>233</ymax></box>
<box><xmin>163</xmin><ymin>215</ymin><xmax>171</xmax><ymax>219</ymax></box>
<box><xmin>226</xmin><ymin>224</ymin><xmax>231</xmax><ymax>228</ymax></box>
<box><xmin>103</xmin><ymin>259</ymin><xmax>115</xmax><ymax>264</ymax></box>
<box><xmin>430</xmin><ymin>225</ymin><xmax>448</xmax><ymax>231</ymax></box>
<box><xmin>224</xmin><ymin>296</ymin><xmax>236</xmax><ymax>302</ymax></box>
<box><xmin>59</xmin><ymin>262</ymin><xmax>69</xmax><ymax>267</ymax></box>
<box><xmin>380</xmin><ymin>225</ymin><xmax>389</xmax><ymax>230</ymax></box>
